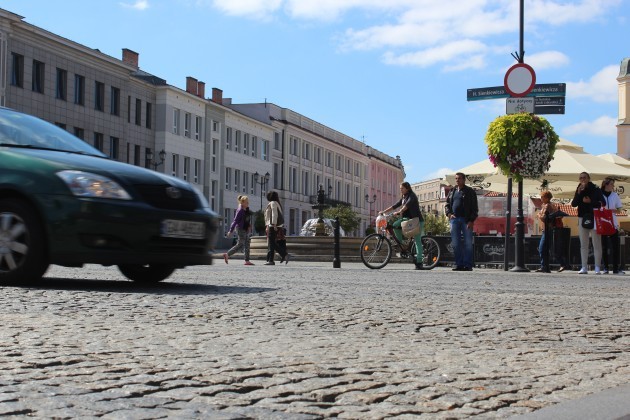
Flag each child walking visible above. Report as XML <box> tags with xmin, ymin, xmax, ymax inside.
<box><xmin>223</xmin><ymin>195</ymin><xmax>254</xmax><ymax>265</ymax></box>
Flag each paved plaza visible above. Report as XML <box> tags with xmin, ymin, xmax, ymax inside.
<box><xmin>0</xmin><ymin>262</ymin><xmax>628</xmax><ymax>418</ymax></box>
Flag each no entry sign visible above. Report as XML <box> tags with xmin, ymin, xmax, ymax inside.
<box><xmin>504</xmin><ymin>63</ymin><xmax>536</xmax><ymax>98</ymax></box>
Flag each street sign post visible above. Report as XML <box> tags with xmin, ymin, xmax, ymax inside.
<box><xmin>467</xmin><ymin>83</ymin><xmax>566</xmax><ymax>101</ymax></box>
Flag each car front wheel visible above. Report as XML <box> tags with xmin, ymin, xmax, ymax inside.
<box><xmin>117</xmin><ymin>264</ymin><xmax>176</xmax><ymax>283</ymax></box>
<box><xmin>0</xmin><ymin>198</ymin><xmax>49</xmax><ymax>284</ymax></box>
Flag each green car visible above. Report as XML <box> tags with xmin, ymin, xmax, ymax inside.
<box><xmin>0</xmin><ymin>107</ymin><xmax>218</xmax><ymax>284</ymax></box>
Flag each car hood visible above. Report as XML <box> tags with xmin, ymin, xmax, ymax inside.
<box><xmin>12</xmin><ymin>148</ymin><xmax>189</xmax><ymax>188</ymax></box>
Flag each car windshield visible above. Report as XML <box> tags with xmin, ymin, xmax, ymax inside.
<box><xmin>0</xmin><ymin>108</ymin><xmax>105</xmax><ymax>157</ymax></box>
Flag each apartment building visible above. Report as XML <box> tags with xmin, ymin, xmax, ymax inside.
<box><xmin>0</xmin><ymin>7</ymin><xmax>404</xmax><ymax>240</ymax></box>
<box><xmin>411</xmin><ymin>178</ymin><xmax>447</xmax><ymax>216</ymax></box>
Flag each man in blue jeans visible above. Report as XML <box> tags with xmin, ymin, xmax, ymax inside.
<box><xmin>445</xmin><ymin>172</ymin><xmax>478</xmax><ymax>271</ymax></box>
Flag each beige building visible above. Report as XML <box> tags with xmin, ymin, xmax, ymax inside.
<box><xmin>618</xmin><ymin>57</ymin><xmax>630</xmax><ymax>158</ymax></box>
<box><xmin>411</xmin><ymin>178</ymin><xmax>447</xmax><ymax>216</ymax></box>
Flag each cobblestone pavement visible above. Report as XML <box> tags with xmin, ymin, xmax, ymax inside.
<box><xmin>1</xmin><ymin>262</ymin><xmax>629</xmax><ymax>419</ymax></box>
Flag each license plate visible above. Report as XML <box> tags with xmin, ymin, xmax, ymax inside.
<box><xmin>161</xmin><ymin>219</ymin><xmax>206</xmax><ymax>239</ymax></box>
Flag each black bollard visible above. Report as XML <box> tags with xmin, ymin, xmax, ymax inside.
<box><xmin>333</xmin><ymin>216</ymin><xmax>341</xmax><ymax>268</ymax></box>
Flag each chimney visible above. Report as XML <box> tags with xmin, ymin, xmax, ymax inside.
<box><xmin>212</xmin><ymin>87</ymin><xmax>223</xmax><ymax>104</ymax></box>
<box><xmin>186</xmin><ymin>76</ymin><xmax>198</xmax><ymax>95</ymax></box>
<box><xmin>197</xmin><ymin>81</ymin><xmax>205</xmax><ymax>99</ymax></box>
<box><xmin>122</xmin><ymin>48</ymin><xmax>139</xmax><ymax>68</ymax></box>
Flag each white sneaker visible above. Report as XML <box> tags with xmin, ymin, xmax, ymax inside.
<box><xmin>602</xmin><ymin>269</ymin><xmax>609</xmax><ymax>274</ymax></box>
<box><xmin>578</xmin><ymin>268</ymin><xmax>588</xmax><ymax>274</ymax></box>
<box><xmin>615</xmin><ymin>270</ymin><xmax>625</xmax><ymax>275</ymax></box>
<box><xmin>595</xmin><ymin>267</ymin><xmax>601</xmax><ymax>275</ymax></box>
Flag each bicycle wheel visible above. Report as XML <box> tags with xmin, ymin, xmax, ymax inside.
<box><xmin>360</xmin><ymin>233</ymin><xmax>392</xmax><ymax>269</ymax></box>
<box><xmin>421</xmin><ymin>236</ymin><xmax>441</xmax><ymax>270</ymax></box>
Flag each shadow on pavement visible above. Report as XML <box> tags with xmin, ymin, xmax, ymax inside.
<box><xmin>8</xmin><ymin>278</ymin><xmax>277</xmax><ymax>296</ymax></box>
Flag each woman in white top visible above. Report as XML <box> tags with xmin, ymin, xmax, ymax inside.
<box><xmin>600</xmin><ymin>178</ymin><xmax>624</xmax><ymax>274</ymax></box>
<box><xmin>264</xmin><ymin>190</ymin><xmax>289</xmax><ymax>265</ymax></box>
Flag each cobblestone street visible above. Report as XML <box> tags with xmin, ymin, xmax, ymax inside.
<box><xmin>1</xmin><ymin>262</ymin><xmax>628</xmax><ymax>418</ymax></box>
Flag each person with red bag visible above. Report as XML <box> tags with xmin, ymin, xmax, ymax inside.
<box><xmin>571</xmin><ymin>172</ymin><xmax>605</xmax><ymax>274</ymax></box>
<box><xmin>600</xmin><ymin>178</ymin><xmax>624</xmax><ymax>275</ymax></box>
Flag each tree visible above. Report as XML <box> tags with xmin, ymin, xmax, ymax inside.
<box><xmin>423</xmin><ymin>212</ymin><xmax>450</xmax><ymax>235</ymax></box>
<box><xmin>322</xmin><ymin>205</ymin><xmax>360</xmax><ymax>236</ymax></box>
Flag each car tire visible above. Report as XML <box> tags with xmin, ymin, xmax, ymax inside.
<box><xmin>117</xmin><ymin>264</ymin><xmax>176</xmax><ymax>283</ymax></box>
<box><xmin>0</xmin><ymin>198</ymin><xmax>49</xmax><ymax>284</ymax></box>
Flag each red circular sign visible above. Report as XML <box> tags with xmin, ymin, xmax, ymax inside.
<box><xmin>504</xmin><ymin>63</ymin><xmax>536</xmax><ymax>98</ymax></box>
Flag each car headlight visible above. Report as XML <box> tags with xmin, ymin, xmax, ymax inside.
<box><xmin>57</xmin><ymin>170</ymin><xmax>132</xmax><ymax>200</ymax></box>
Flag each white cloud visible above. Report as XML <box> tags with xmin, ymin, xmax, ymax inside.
<box><xmin>120</xmin><ymin>0</ymin><xmax>149</xmax><ymax>10</ymax></box>
<box><xmin>567</xmin><ymin>65</ymin><xmax>618</xmax><ymax>103</ymax></box>
<box><xmin>212</xmin><ymin>0</ymin><xmax>282</xmax><ymax>19</ymax></box>
<box><xmin>525</xmin><ymin>51</ymin><xmax>570</xmax><ymax>70</ymax></box>
<box><xmin>382</xmin><ymin>39</ymin><xmax>487</xmax><ymax>68</ymax></box>
<box><xmin>562</xmin><ymin>115</ymin><xmax>617</xmax><ymax>137</ymax></box>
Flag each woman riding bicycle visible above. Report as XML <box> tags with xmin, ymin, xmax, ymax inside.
<box><xmin>379</xmin><ymin>182</ymin><xmax>424</xmax><ymax>270</ymax></box>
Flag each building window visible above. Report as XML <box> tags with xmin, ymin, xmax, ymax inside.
<box><xmin>195</xmin><ymin>116</ymin><xmax>201</xmax><ymax>140</ymax></box>
<box><xmin>127</xmin><ymin>96</ymin><xmax>131</xmax><ymax>122</ymax></box>
<box><xmin>336</xmin><ymin>155</ymin><xmax>342</xmax><ymax>171</ymax></box>
<box><xmin>303</xmin><ymin>143</ymin><xmax>310</xmax><ymax>160</ymax></box>
<box><xmin>73</xmin><ymin>127</ymin><xmax>84</xmax><ymax>140</ymax></box>
<box><xmin>10</xmin><ymin>53</ymin><xmax>24</xmax><ymax>88</ymax></box>
<box><xmin>274</xmin><ymin>132</ymin><xmax>280</xmax><ymax>150</ymax></box>
<box><xmin>225</xmin><ymin>167</ymin><xmax>231</xmax><ymax>189</ymax></box>
<box><xmin>194</xmin><ymin>159</ymin><xmax>200</xmax><ymax>184</ymax></box>
<box><xmin>234</xmin><ymin>130</ymin><xmax>240</xmax><ymax>153</ymax></box>
<box><xmin>262</xmin><ymin>140</ymin><xmax>269</xmax><ymax>161</ymax></box>
<box><xmin>183</xmin><ymin>157</ymin><xmax>189</xmax><ymax>181</ymax></box>
<box><xmin>110</xmin><ymin>137</ymin><xmax>119</xmax><ymax>160</ymax></box>
<box><xmin>94</xmin><ymin>81</ymin><xmax>105</xmax><ymax>111</ymax></box>
<box><xmin>74</xmin><ymin>74</ymin><xmax>85</xmax><ymax>105</ymax></box>
<box><xmin>93</xmin><ymin>132</ymin><xmax>104</xmax><ymax>151</ymax></box>
<box><xmin>146</xmin><ymin>102</ymin><xmax>152</xmax><ymax>129</ymax></box>
<box><xmin>302</xmin><ymin>170</ymin><xmax>309</xmax><ymax>195</ymax></box>
<box><xmin>211</xmin><ymin>139</ymin><xmax>218</xmax><ymax>172</ymax></box>
<box><xmin>135</xmin><ymin>98</ymin><xmax>142</xmax><ymax>125</ymax></box>
<box><xmin>173</xmin><ymin>108</ymin><xmax>179</xmax><ymax>134</ymax></box>
<box><xmin>326</xmin><ymin>151</ymin><xmax>332</xmax><ymax>167</ymax></box>
<box><xmin>315</xmin><ymin>147</ymin><xmax>321</xmax><ymax>164</ymax></box>
<box><xmin>226</xmin><ymin>127</ymin><xmax>232</xmax><ymax>150</ymax></box>
<box><xmin>243</xmin><ymin>133</ymin><xmax>249</xmax><ymax>155</ymax></box>
<box><xmin>134</xmin><ymin>145</ymin><xmax>140</xmax><ymax>166</ymax></box>
<box><xmin>32</xmin><ymin>60</ymin><xmax>45</xmax><ymax>93</ymax></box>
<box><xmin>184</xmin><ymin>113</ymin><xmax>191</xmax><ymax>138</ymax></box>
<box><xmin>211</xmin><ymin>181</ymin><xmax>217</xmax><ymax>210</ymax></box>
<box><xmin>234</xmin><ymin>169</ymin><xmax>240</xmax><ymax>192</ymax></box>
<box><xmin>251</xmin><ymin>136</ymin><xmax>257</xmax><ymax>158</ymax></box>
<box><xmin>55</xmin><ymin>68</ymin><xmax>67</xmax><ymax>100</ymax></box>
<box><xmin>243</xmin><ymin>171</ymin><xmax>248</xmax><ymax>193</ymax></box>
<box><xmin>212</xmin><ymin>120</ymin><xmax>218</xmax><ymax>132</ymax></box>
<box><xmin>171</xmin><ymin>154</ymin><xmax>179</xmax><ymax>177</ymax></box>
<box><xmin>110</xmin><ymin>87</ymin><xmax>120</xmax><ymax>116</ymax></box>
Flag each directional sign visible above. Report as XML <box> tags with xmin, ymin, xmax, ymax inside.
<box><xmin>535</xmin><ymin>97</ymin><xmax>565</xmax><ymax>106</ymax></box>
<box><xmin>534</xmin><ymin>105</ymin><xmax>565</xmax><ymax>115</ymax></box>
<box><xmin>467</xmin><ymin>83</ymin><xmax>566</xmax><ymax>101</ymax></box>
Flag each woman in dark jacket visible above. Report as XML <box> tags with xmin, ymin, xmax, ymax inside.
<box><xmin>379</xmin><ymin>182</ymin><xmax>424</xmax><ymax>270</ymax></box>
<box><xmin>571</xmin><ymin>172</ymin><xmax>604</xmax><ymax>274</ymax></box>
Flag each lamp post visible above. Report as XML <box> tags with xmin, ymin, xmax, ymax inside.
<box><xmin>365</xmin><ymin>194</ymin><xmax>377</xmax><ymax>227</ymax></box>
<box><xmin>146</xmin><ymin>149</ymin><xmax>166</xmax><ymax>170</ymax></box>
<box><xmin>253</xmin><ymin>171</ymin><xmax>270</xmax><ymax>209</ymax></box>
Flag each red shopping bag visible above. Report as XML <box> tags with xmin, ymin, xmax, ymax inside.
<box><xmin>594</xmin><ymin>208</ymin><xmax>616</xmax><ymax>235</ymax></box>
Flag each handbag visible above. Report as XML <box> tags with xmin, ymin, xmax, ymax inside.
<box><xmin>581</xmin><ymin>213</ymin><xmax>594</xmax><ymax>229</ymax></box>
<box><xmin>401</xmin><ymin>217</ymin><xmax>421</xmax><ymax>238</ymax></box>
<box><xmin>594</xmin><ymin>208</ymin><xmax>616</xmax><ymax>235</ymax></box>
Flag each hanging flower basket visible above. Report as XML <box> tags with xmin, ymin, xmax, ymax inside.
<box><xmin>484</xmin><ymin>113</ymin><xmax>560</xmax><ymax>183</ymax></box>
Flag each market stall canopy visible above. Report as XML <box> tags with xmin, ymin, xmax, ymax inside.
<box><xmin>445</xmin><ymin>138</ymin><xmax>630</xmax><ymax>203</ymax></box>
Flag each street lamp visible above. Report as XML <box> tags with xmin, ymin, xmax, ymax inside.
<box><xmin>365</xmin><ymin>194</ymin><xmax>377</xmax><ymax>227</ymax></box>
<box><xmin>146</xmin><ymin>149</ymin><xmax>166</xmax><ymax>170</ymax></box>
<box><xmin>253</xmin><ymin>171</ymin><xmax>270</xmax><ymax>209</ymax></box>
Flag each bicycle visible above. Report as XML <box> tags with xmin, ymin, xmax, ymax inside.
<box><xmin>360</xmin><ymin>213</ymin><xmax>441</xmax><ymax>270</ymax></box>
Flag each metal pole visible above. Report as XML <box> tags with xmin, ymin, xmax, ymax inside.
<box><xmin>333</xmin><ymin>216</ymin><xmax>341</xmax><ymax>268</ymax></box>
<box><xmin>504</xmin><ymin>178</ymin><xmax>512</xmax><ymax>271</ymax></box>
<box><xmin>510</xmin><ymin>0</ymin><xmax>529</xmax><ymax>272</ymax></box>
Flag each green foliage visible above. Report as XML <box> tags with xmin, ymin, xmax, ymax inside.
<box><xmin>423</xmin><ymin>212</ymin><xmax>450</xmax><ymax>235</ymax></box>
<box><xmin>322</xmin><ymin>205</ymin><xmax>361</xmax><ymax>235</ymax></box>
<box><xmin>254</xmin><ymin>210</ymin><xmax>265</xmax><ymax>235</ymax></box>
<box><xmin>484</xmin><ymin>113</ymin><xmax>559</xmax><ymax>182</ymax></box>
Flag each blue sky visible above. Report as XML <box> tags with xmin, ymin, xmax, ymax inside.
<box><xmin>5</xmin><ymin>0</ymin><xmax>629</xmax><ymax>183</ymax></box>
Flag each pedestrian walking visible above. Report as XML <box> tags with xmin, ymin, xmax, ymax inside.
<box><xmin>445</xmin><ymin>172</ymin><xmax>478</xmax><ymax>271</ymax></box>
<box><xmin>600</xmin><ymin>178</ymin><xmax>624</xmax><ymax>274</ymax></box>
<box><xmin>379</xmin><ymin>182</ymin><xmax>425</xmax><ymax>270</ymax></box>
<box><xmin>536</xmin><ymin>191</ymin><xmax>569</xmax><ymax>272</ymax></box>
<box><xmin>223</xmin><ymin>195</ymin><xmax>254</xmax><ymax>266</ymax></box>
<box><xmin>571</xmin><ymin>172</ymin><xmax>604</xmax><ymax>274</ymax></box>
<box><xmin>264</xmin><ymin>190</ymin><xmax>289</xmax><ymax>265</ymax></box>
